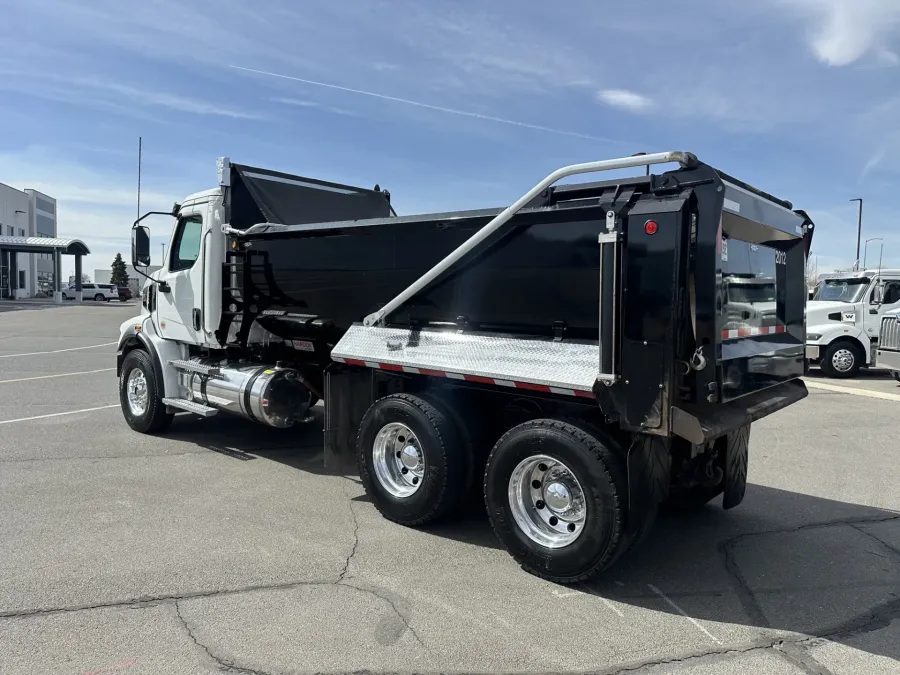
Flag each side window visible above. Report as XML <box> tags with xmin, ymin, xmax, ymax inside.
<box><xmin>170</xmin><ymin>215</ymin><xmax>203</xmax><ymax>272</ymax></box>
<box><xmin>883</xmin><ymin>281</ymin><xmax>900</xmax><ymax>306</ymax></box>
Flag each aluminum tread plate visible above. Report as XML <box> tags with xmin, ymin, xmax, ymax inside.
<box><xmin>332</xmin><ymin>325</ymin><xmax>599</xmax><ymax>392</ymax></box>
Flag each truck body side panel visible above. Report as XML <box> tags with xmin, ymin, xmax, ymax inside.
<box><xmin>617</xmin><ymin>198</ymin><xmax>687</xmax><ymax>431</ymax></box>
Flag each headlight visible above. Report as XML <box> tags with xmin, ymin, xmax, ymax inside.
<box><xmin>807</xmin><ymin>333</ymin><xmax>822</xmax><ymax>341</ymax></box>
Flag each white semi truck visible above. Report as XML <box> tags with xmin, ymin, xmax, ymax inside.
<box><xmin>806</xmin><ymin>269</ymin><xmax>900</xmax><ymax>377</ymax></box>
<box><xmin>116</xmin><ymin>152</ymin><xmax>813</xmax><ymax>583</ymax></box>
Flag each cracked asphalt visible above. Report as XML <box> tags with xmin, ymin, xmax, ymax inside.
<box><xmin>1</xmin><ymin>302</ymin><xmax>898</xmax><ymax>675</ymax></box>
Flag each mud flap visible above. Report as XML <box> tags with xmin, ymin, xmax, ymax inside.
<box><xmin>722</xmin><ymin>424</ymin><xmax>750</xmax><ymax>509</ymax></box>
<box><xmin>626</xmin><ymin>435</ymin><xmax>671</xmax><ymax>531</ymax></box>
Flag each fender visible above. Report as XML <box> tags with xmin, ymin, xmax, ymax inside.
<box><xmin>116</xmin><ymin>317</ymin><xmax>187</xmax><ymax>398</ymax></box>
<box><xmin>808</xmin><ymin>322</ymin><xmax>871</xmax><ymax>364</ymax></box>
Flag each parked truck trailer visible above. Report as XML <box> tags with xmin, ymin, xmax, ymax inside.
<box><xmin>117</xmin><ymin>151</ymin><xmax>814</xmax><ymax>583</ymax></box>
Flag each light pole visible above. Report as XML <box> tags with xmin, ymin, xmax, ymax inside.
<box><xmin>849</xmin><ymin>198</ymin><xmax>863</xmax><ymax>270</ymax></box>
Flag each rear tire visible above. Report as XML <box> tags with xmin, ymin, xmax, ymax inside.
<box><xmin>357</xmin><ymin>394</ymin><xmax>469</xmax><ymax>526</ymax></box>
<box><xmin>484</xmin><ymin>419</ymin><xmax>627</xmax><ymax>584</ymax></box>
<box><xmin>119</xmin><ymin>349</ymin><xmax>173</xmax><ymax>433</ymax></box>
<box><xmin>820</xmin><ymin>341</ymin><xmax>862</xmax><ymax>378</ymax></box>
<box><xmin>94</xmin><ymin>293</ymin><xmax>104</xmax><ymax>302</ymax></box>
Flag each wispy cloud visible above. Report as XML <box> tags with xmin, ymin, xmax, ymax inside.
<box><xmin>272</xmin><ymin>97</ymin><xmax>358</xmax><ymax>117</ymax></box>
<box><xmin>233</xmin><ymin>65</ymin><xmax>624</xmax><ymax>144</ymax></box>
<box><xmin>777</xmin><ymin>0</ymin><xmax>900</xmax><ymax>66</ymax></box>
<box><xmin>75</xmin><ymin>79</ymin><xmax>263</xmax><ymax>119</ymax></box>
<box><xmin>596</xmin><ymin>89</ymin><xmax>652</xmax><ymax>113</ymax></box>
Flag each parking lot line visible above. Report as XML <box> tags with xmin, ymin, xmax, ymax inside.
<box><xmin>0</xmin><ymin>341</ymin><xmax>117</xmax><ymax>359</ymax></box>
<box><xmin>0</xmin><ymin>368</ymin><xmax>115</xmax><ymax>384</ymax></box>
<box><xmin>804</xmin><ymin>379</ymin><xmax>900</xmax><ymax>402</ymax></box>
<box><xmin>647</xmin><ymin>584</ymin><xmax>721</xmax><ymax>644</ymax></box>
<box><xmin>0</xmin><ymin>405</ymin><xmax>118</xmax><ymax>426</ymax></box>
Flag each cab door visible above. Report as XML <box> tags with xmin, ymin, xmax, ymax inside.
<box><xmin>870</xmin><ymin>278</ymin><xmax>900</xmax><ymax>340</ymax></box>
<box><xmin>156</xmin><ymin>206</ymin><xmax>206</xmax><ymax>344</ymax></box>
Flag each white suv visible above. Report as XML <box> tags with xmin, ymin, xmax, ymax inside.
<box><xmin>61</xmin><ymin>283</ymin><xmax>119</xmax><ymax>302</ymax></box>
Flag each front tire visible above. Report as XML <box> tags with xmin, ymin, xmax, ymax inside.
<box><xmin>820</xmin><ymin>341</ymin><xmax>862</xmax><ymax>378</ymax></box>
<box><xmin>484</xmin><ymin>420</ymin><xmax>627</xmax><ymax>584</ymax></box>
<box><xmin>119</xmin><ymin>349</ymin><xmax>173</xmax><ymax>433</ymax></box>
<box><xmin>357</xmin><ymin>394</ymin><xmax>468</xmax><ymax>526</ymax></box>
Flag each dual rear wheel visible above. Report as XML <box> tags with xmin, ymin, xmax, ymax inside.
<box><xmin>357</xmin><ymin>394</ymin><xmax>630</xmax><ymax>583</ymax></box>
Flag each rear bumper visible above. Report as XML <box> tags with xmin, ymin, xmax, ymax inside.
<box><xmin>670</xmin><ymin>379</ymin><xmax>808</xmax><ymax>445</ymax></box>
<box><xmin>876</xmin><ymin>348</ymin><xmax>900</xmax><ymax>372</ymax></box>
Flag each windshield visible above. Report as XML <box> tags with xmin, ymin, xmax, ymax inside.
<box><xmin>812</xmin><ymin>278</ymin><xmax>870</xmax><ymax>303</ymax></box>
<box><xmin>728</xmin><ymin>283</ymin><xmax>776</xmax><ymax>304</ymax></box>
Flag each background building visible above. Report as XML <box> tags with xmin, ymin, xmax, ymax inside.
<box><xmin>27</xmin><ymin>189</ymin><xmax>58</xmax><ymax>294</ymax></box>
<box><xmin>0</xmin><ymin>182</ymin><xmax>57</xmax><ymax>298</ymax></box>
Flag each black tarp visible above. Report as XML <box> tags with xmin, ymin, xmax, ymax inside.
<box><xmin>228</xmin><ymin>163</ymin><xmax>393</xmax><ymax>229</ymax></box>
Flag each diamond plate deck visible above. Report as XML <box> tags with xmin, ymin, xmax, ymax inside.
<box><xmin>331</xmin><ymin>325</ymin><xmax>599</xmax><ymax>392</ymax></box>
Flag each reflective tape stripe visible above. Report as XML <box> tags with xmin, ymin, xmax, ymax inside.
<box><xmin>722</xmin><ymin>325</ymin><xmax>787</xmax><ymax>340</ymax></box>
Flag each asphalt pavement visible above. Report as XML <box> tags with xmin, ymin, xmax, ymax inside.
<box><xmin>0</xmin><ymin>302</ymin><xmax>898</xmax><ymax>675</ymax></box>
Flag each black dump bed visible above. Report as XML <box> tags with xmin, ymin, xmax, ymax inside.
<box><xmin>220</xmin><ymin>156</ymin><xmax>813</xmax><ymax>441</ymax></box>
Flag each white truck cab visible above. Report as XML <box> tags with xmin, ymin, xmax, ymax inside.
<box><xmin>806</xmin><ymin>269</ymin><xmax>900</xmax><ymax>377</ymax></box>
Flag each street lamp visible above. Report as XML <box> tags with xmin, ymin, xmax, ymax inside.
<box><xmin>849</xmin><ymin>198</ymin><xmax>863</xmax><ymax>270</ymax></box>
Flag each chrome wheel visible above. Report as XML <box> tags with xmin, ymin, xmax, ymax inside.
<box><xmin>372</xmin><ymin>422</ymin><xmax>424</xmax><ymax>498</ymax></box>
<box><xmin>508</xmin><ymin>454</ymin><xmax>587</xmax><ymax>549</ymax></box>
<box><xmin>126</xmin><ymin>368</ymin><xmax>149</xmax><ymax>416</ymax></box>
<box><xmin>831</xmin><ymin>348</ymin><xmax>855</xmax><ymax>373</ymax></box>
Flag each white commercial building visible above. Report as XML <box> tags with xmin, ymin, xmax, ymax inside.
<box><xmin>0</xmin><ymin>182</ymin><xmax>58</xmax><ymax>298</ymax></box>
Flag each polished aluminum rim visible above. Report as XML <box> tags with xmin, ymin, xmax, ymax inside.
<box><xmin>372</xmin><ymin>422</ymin><xmax>424</xmax><ymax>498</ymax></box>
<box><xmin>126</xmin><ymin>368</ymin><xmax>149</xmax><ymax>416</ymax></box>
<box><xmin>508</xmin><ymin>454</ymin><xmax>587</xmax><ymax>549</ymax></box>
<box><xmin>832</xmin><ymin>348</ymin><xmax>855</xmax><ymax>373</ymax></box>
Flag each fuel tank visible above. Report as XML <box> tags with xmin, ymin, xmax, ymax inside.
<box><xmin>180</xmin><ymin>359</ymin><xmax>314</xmax><ymax>428</ymax></box>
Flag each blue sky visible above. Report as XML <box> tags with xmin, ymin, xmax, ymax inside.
<box><xmin>1</xmin><ymin>0</ymin><xmax>899</xmax><ymax>279</ymax></box>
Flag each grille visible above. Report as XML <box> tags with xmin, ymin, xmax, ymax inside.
<box><xmin>881</xmin><ymin>315</ymin><xmax>900</xmax><ymax>351</ymax></box>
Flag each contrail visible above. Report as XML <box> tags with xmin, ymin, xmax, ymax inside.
<box><xmin>230</xmin><ymin>64</ymin><xmax>621</xmax><ymax>144</ymax></box>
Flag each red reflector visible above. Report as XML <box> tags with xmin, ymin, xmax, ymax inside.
<box><xmin>644</xmin><ymin>220</ymin><xmax>659</xmax><ymax>235</ymax></box>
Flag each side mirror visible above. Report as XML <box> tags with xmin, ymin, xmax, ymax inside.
<box><xmin>872</xmin><ymin>283</ymin><xmax>884</xmax><ymax>305</ymax></box>
<box><xmin>132</xmin><ymin>226</ymin><xmax>151</xmax><ymax>267</ymax></box>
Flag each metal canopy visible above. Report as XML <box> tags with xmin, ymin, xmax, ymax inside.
<box><xmin>0</xmin><ymin>236</ymin><xmax>90</xmax><ymax>255</ymax></box>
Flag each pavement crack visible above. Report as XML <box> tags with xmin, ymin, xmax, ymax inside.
<box><xmin>339</xmin><ymin>580</ymin><xmax>429</xmax><ymax>652</ymax></box>
<box><xmin>605</xmin><ymin>640</ymin><xmax>776</xmax><ymax>674</ymax></box>
<box><xmin>0</xmin><ymin>579</ymin><xmax>333</xmax><ymax>620</ymax></box>
<box><xmin>848</xmin><ymin>521</ymin><xmax>900</xmax><ymax>559</ymax></box>
<box><xmin>815</xmin><ymin>595</ymin><xmax>900</xmax><ymax>641</ymax></box>
<box><xmin>337</xmin><ymin>483</ymin><xmax>361</xmax><ymax>584</ymax></box>
<box><xmin>773</xmin><ymin>640</ymin><xmax>836</xmax><ymax>675</ymax></box>
<box><xmin>174</xmin><ymin>600</ymin><xmax>273</xmax><ymax>675</ymax></box>
<box><xmin>718</xmin><ymin>513</ymin><xmax>900</xmax><ymax>630</ymax></box>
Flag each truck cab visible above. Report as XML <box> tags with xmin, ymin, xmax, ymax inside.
<box><xmin>806</xmin><ymin>269</ymin><xmax>900</xmax><ymax>377</ymax></box>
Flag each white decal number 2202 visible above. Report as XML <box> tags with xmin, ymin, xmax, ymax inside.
<box><xmin>775</xmin><ymin>250</ymin><xmax>787</xmax><ymax>265</ymax></box>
